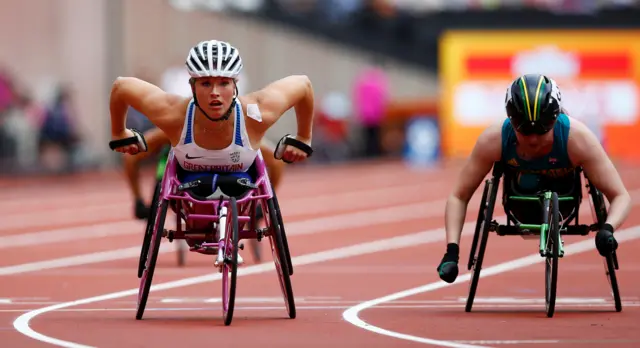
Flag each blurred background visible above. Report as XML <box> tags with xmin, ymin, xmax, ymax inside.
<box><xmin>1</xmin><ymin>0</ymin><xmax>639</xmax><ymax>176</ymax></box>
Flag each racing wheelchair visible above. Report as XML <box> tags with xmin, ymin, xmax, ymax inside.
<box><xmin>466</xmin><ymin>161</ymin><xmax>621</xmax><ymax>318</ymax></box>
<box><xmin>110</xmin><ymin>133</ymin><xmax>310</xmax><ymax>326</ymax></box>
<box><xmin>142</xmin><ymin>146</ymin><xmax>264</xmax><ymax>269</ymax></box>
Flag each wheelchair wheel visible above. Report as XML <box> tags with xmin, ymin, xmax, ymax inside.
<box><xmin>466</xmin><ymin>177</ymin><xmax>499</xmax><ymax>312</ymax></box>
<box><xmin>138</xmin><ymin>180</ymin><xmax>161</xmax><ymax>279</ymax></box>
<box><xmin>266</xmin><ymin>197</ymin><xmax>296</xmax><ymax>319</ymax></box>
<box><xmin>468</xmin><ymin>181</ymin><xmax>490</xmax><ymax>271</ymax></box>
<box><xmin>271</xmin><ymin>190</ymin><xmax>293</xmax><ymax>276</ymax></box>
<box><xmin>222</xmin><ymin>197</ymin><xmax>239</xmax><ymax>326</ymax></box>
<box><xmin>588</xmin><ymin>181</ymin><xmax>622</xmax><ymax>312</ymax></box>
<box><xmin>545</xmin><ymin>192</ymin><xmax>560</xmax><ymax>318</ymax></box>
<box><xmin>136</xmin><ymin>196</ymin><xmax>168</xmax><ymax>320</ymax></box>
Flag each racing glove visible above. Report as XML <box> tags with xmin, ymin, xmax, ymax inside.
<box><xmin>595</xmin><ymin>223</ymin><xmax>618</xmax><ymax>257</ymax></box>
<box><xmin>437</xmin><ymin>243</ymin><xmax>459</xmax><ymax>283</ymax></box>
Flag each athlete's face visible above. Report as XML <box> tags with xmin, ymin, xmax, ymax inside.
<box><xmin>193</xmin><ymin>77</ymin><xmax>236</xmax><ymax>116</ymax></box>
<box><xmin>514</xmin><ymin>127</ymin><xmax>554</xmax><ymax>154</ymax></box>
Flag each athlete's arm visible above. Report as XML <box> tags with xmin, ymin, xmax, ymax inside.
<box><xmin>445</xmin><ymin>123</ymin><xmax>502</xmax><ymax>245</ymax></box>
<box><xmin>110</xmin><ymin>77</ymin><xmax>184</xmax><ymax>139</ymax></box>
<box><xmin>568</xmin><ymin>119</ymin><xmax>631</xmax><ymax>229</ymax></box>
<box><xmin>247</xmin><ymin>75</ymin><xmax>315</xmax><ymax>141</ymax></box>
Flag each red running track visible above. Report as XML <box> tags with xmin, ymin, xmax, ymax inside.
<box><xmin>1</xmin><ymin>159</ymin><xmax>639</xmax><ymax>347</ymax></box>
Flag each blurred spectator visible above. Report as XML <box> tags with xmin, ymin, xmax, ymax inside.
<box><xmin>352</xmin><ymin>61</ymin><xmax>388</xmax><ymax>158</ymax></box>
<box><xmin>2</xmin><ymin>93</ymin><xmax>44</xmax><ymax>170</ymax></box>
<box><xmin>312</xmin><ymin>91</ymin><xmax>353</xmax><ymax>163</ymax></box>
<box><xmin>38</xmin><ymin>85</ymin><xmax>80</xmax><ymax>173</ymax></box>
<box><xmin>0</xmin><ymin>69</ymin><xmax>16</xmax><ymax>113</ymax></box>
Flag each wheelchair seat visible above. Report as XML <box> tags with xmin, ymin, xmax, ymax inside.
<box><xmin>502</xmin><ymin>167</ymin><xmax>583</xmax><ymax>226</ymax></box>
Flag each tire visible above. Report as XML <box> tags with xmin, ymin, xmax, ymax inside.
<box><xmin>468</xmin><ymin>181</ymin><xmax>490</xmax><ymax>271</ymax></box>
<box><xmin>545</xmin><ymin>192</ymin><xmax>560</xmax><ymax>318</ymax></box>
<box><xmin>138</xmin><ymin>180</ymin><xmax>161</xmax><ymax>279</ymax></box>
<box><xmin>466</xmin><ymin>178</ymin><xmax>498</xmax><ymax>312</ymax></box>
<box><xmin>136</xmin><ymin>197</ymin><xmax>168</xmax><ymax>320</ymax></box>
<box><xmin>588</xmin><ymin>180</ymin><xmax>622</xmax><ymax>312</ymax></box>
<box><xmin>266</xmin><ymin>197</ymin><xmax>296</xmax><ymax>319</ymax></box>
<box><xmin>222</xmin><ymin>197</ymin><xmax>239</xmax><ymax>326</ymax></box>
<box><xmin>271</xmin><ymin>191</ymin><xmax>293</xmax><ymax>276</ymax></box>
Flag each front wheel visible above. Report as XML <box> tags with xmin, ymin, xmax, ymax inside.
<box><xmin>545</xmin><ymin>192</ymin><xmax>560</xmax><ymax>318</ymax></box>
<box><xmin>222</xmin><ymin>198</ymin><xmax>239</xmax><ymax>326</ymax></box>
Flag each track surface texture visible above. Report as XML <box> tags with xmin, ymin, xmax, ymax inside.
<box><xmin>1</xmin><ymin>159</ymin><xmax>639</xmax><ymax>347</ymax></box>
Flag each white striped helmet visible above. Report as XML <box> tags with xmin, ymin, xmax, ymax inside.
<box><xmin>185</xmin><ymin>40</ymin><xmax>243</xmax><ymax>79</ymax></box>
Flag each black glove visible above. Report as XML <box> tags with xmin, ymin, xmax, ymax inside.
<box><xmin>595</xmin><ymin>223</ymin><xmax>618</xmax><ymax>257</ymax></box>
<box><xmin>437</xmin><ymin>243</ymin><xmax>459</xmax><ymax>283</ymax></box>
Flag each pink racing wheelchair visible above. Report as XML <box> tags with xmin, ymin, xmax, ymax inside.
<box><xmin>110</xmin><ymin>132</ymin><xmax>311</xmax><ymax>326</ymax></box>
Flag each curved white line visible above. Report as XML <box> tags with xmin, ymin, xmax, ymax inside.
<box><xmin>342</xmin><ymin>225</ymin><xmax>640</xmax><ymax>347</ymax></box>
<box><xmin>13</xmin><ymin>227</ymin><xmax>449</xmax><ymax>347</ymax></box>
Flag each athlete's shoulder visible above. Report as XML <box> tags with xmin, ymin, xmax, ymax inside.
<box><xmin>480</xmin><ymin>120</ymin><xmax>506</xmax><ymax>143</ymax></box>
<box><xmin>564</xmin><ymin>114</ymin><xmax>588</xmax><ymax>137</ymax></box>
<box><xmin>565</xmin><ymin>114</ymin><xmax>603</xmax><ymax>165</ymax></box>
<box><xmin>472</xmin><ymin>120</ymin><xmax>503</xmax><ymax>161</ymax></box>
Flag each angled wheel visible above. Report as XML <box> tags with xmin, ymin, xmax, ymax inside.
<box><xmin>222</xmin><ymin>197</ymin><xmax>239</xmax><ymax>326</ymax></box>
<box><xmin>136</xmin><ymin>195</ymin><xmax>168</xmax><ymax>320</ymax></box>
<box><xmin>466</xmin><ymin>176</ymin><xmax>499</xmax><ymax>312</ymax></box>
<box><xmin>266</xmin><ymin>197</ymin><xmax>296</xmax><ymax>319</ymax></box>
<box><xmin>587</xmin><ymin>179</ymin><xmax>622</xmax><ymax>312</ymax></box>
<box><xmin>138</xmin><ymin>180</ymin><xmax>161</xmax><ymax>278</ymax></box>
<box><xmin>544</xmin><ymin>192</ymin><xmax>560</xmax><ymax>318</ymax></box>
<box><xmin>271</xmin><ymin>190</ymin><xmax>293</xmax><ymax>276</ymax></box>
<box><xmin>468</xmin><ymin>181</ymin><xmax>490</xmax><ymax>271</ymax></box>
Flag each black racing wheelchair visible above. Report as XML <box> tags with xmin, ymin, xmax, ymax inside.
<box><xmin>466</xmin><ymin>161</ymin><xmax>621</xmax><ymax>318</ymax></box>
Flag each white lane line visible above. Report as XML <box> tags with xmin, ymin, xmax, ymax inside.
<box><xmin>13</xmin><ymin>225</ymin><xmax>458</xmax><ymax>348</ymax></box>
<box><xmin>341</xmin><ymin>225</ymin><xmax>640</xmax><ymax>348</ymax></box>
<box><xmin>0</xmin><ymin>192</ymin><xmax>459</xmax><ymax>250</ymax></box>
<box><xmin>4</xmin><ymin>302</ymin><xmax>640</xmax><ymax>314</ymax></box>
<box><xmin>0</xmin><ymin>197</ymin><xmax>602</xmax><ymax>276</ymax></box>
<box><xmin>0</xmin><ymin>244</ymin><xmax>176</xmax><ymax>276</ymax></box>
<box><xmin>9</xmin><ymin>184</ymin><xmax>640</xmax><ymax>251</ymax></box>
<box><xmin>0</xmin><ymin>221</ymin><xmax>145</xmax><ymax>250</ymax></box>
<box><xmin>0</xmin><ymin>192</ymin><xmax>477</xmax><ymax>273</ymax></box>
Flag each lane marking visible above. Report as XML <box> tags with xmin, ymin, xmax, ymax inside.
<box><xmin>0</xmin><ymin>192</ymin><xmax>489</xmax><ymax>275</ymax></box>
<box><xmin>453</xmin><ymin>339</ymin><xmax>640</xmax><ymax>345</ymax></box>
<box><xmin>342</xmin><ymin>225</ymin><xmax>640</xmax><ymax>348</ymax></box>
<box><xmin>0</xmin><ymin>244</ymin><xmax>176</xmax><ymax>276</ymax></box>
<box><xmin>13</xmin><ymin>225</ymin><xmax>463</xmax><ymax>348</ymax></box>
<box><xmin>3</xmin><ymin>302</ymin><xmax>640</xmax><ymax>314</ymax></box>
<box><xmin>0</xmin><ymin>193</ymin><xmax>459</xmax><ymax>251</ymax></box>
<box><xmin>8</xmin><ymin>184</ymin><xmax>640</xmax><ymax>251</ymax></box>
<box><xmin>0</xmin><ymin>198</ymin><xmax>606</xmax><ymax>276</ymax></box>
<box><xmin>0</xmin><ymin>221</ymin><xmax>145</xmax><ymax>250</ymax></box>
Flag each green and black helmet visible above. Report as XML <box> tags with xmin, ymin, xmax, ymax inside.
<box><xmin>505</xmin><ymin>74</ymin><xmax>562</xmax><ymax>135</ymax></box>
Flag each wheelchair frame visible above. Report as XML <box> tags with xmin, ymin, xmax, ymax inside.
<box><xmin>135</xmin><ymin>149</ymin><xmax>295</xmax><ymax>326</ymax></box>
<box><xmin>466</xmin><ymin>161</ymin><xmax>621</xmax><ymax>317</ymax></box>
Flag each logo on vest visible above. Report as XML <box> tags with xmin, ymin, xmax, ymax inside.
<box><xmin>230</xmin><ymin>151</ymin><xmax>240</xmax><ymax>163</ymax></box>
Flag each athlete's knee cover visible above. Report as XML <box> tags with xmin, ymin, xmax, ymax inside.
<box><xmin>180</xmin><ymin>171</ymin><xmax>254</xmax><ymax>199</ymax></box>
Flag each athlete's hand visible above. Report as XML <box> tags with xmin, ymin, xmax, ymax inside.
<box><xmin>437</xmin><ymin>243</ymin><xmax>460</xmax><ymax>283</ymax></box>
<box><xmin>282</xmin><ymin>136</ymin><xmax>311</xmax><ymax>163</ymax></box>
<box><xmin>111</xmin><ymin>129</ymin><xmax>142</xmax><ymax>155</ymax></box>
